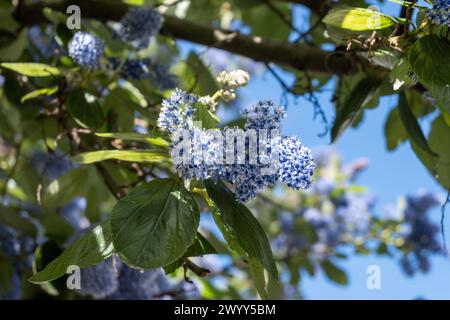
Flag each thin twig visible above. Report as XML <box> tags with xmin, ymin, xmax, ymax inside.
<box><xmin>264</xmin><ymin>0</ymin><xmax>303</xmax><ymax>36</ymax></box>
<box><xmin>441</xmin><ymin>190</ymin><xmax>450</xmax><ymax>254</ymax></box>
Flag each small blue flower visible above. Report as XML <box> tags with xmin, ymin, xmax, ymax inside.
<box><xmin>157</xmin><ymin>89</ymin><xmax>198</xmax><ymax>134</ymax></box>
<box><xmin>30</xmin><ymin>152</ymin><xmax>76</xmax><ymax>179</ymax></box>
<box><xmin>121</xmin><ymin>58</ymin><xmax>151</xmax><ymax>80</ymax></box>
<box><xmin>278</xmin><ymin>136</ymin><xmax>315</xmax><ymax>191</ymax></box>
<box><xmin>396</xmin><ymin>190</ymin><xmax>442</xmax><ymax>276</ymax></box>
<box><xmin>60</xmin><ymin>197</ymin><xmax>90</xmax><ymax>232</ymax></box>
<box><xmin>109</xmin><ymin>57</ymin><xmax>177</xmax><ymax>87</ymax></box>
<box><xmin>68</xmin><ymin>31</ymin><xmax>105</xmax><ymax>70</ymax></box>
<box><xmin>118</xmin><ymin>7</ymin><xmax>164</xmax><ymax>49</ymax></box>
<box><xmin>77</xmin><ymin>258</ymin><xmax>120</xmax><ymax>299</ymax></box>
<box><xmin>0</xmin><ymin>224</ymin><xmax>21</xmax><ymax>257</ymax></box>
<box><xmin>427</xmin><ymin>0</ymin><xmax>450</xmax><ymax>27</ymax></box>
<box><xmin>107</xmin><ymin>267</ymin><xmax>170</xmax><ymax>300</ymax></box>
<box><xmin>243</xmin><ymin>100</ymin><xmax>285</xmax><ymax>130</ymax></box>
<box><xmin>0</xmin><ymin>270</ymin><xmax>21</xmax><ymax>300</ymax></box>
<box><xmin>149</xmin><ymin>61</ymin><xmax>177</xmax><ymax>89</ymax></box>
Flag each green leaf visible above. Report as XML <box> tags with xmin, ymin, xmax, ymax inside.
<box><xmin>385</xmin><ymin>91</ymin><xmax>436</xmax><ymax>151</ymax></box>
<box><xmin>164</xmin><ymin>233</ymin><xmax>217</xmax><ymax>274</ymax></box>
<box><xmin>183</xmin><ymin>232</ymin><xmax>217</xmax><ymax>257</ymax></box>
<box><xmin>390</xmin><ymin>58</ymin><xmax>414</xmax><ymax>90</ymax></box>
<box><xmin>42</xmin><ymin>7</ymin><xmax>68</xmax><ymax>24</ymax></box>
<box><xmin>43</xmin><ymin>167</ymin><xmax>91</xmax><ymax>208</ymax></box>
<box><xmin>384</xmin><ymin>107</ymin><xmax>408</xmax><ymax>150</ymax></box>
<box><xmin>66</xmin><ymin>89</ymin><xmax>105</xmax><ymax>129</ymax></box>
<box><xmin>0</xmin><ymin>205</ymin><xmax>37</xmax><ymax>237</ymax></box>
<box><xmin>323</xmin><ymin>7</ymin><xmax>396</xmax><ymax>31</ymax></box>
<box><xmin>194</xmin><ymin>103</ymin><xmax>220</xmax><ymax>129</ymax></box>
<box><xmin>111</xmin><ymin>179</ymin><xmax>200</xmax><ymax>269</ymax></box>
<box><xmin>397</xmin><ymin>92</ymin><xmax>437</xmax><ymax>156</ymax></box>
<box><xmin>248</xmin><ymin>259</ymin><xmax>269</xmax><ymax>299</ymax></box>
<box><xmin>331</xmin><ymin>76</ymin><xmax>382</xmax><ymax>142</ymax></box>
<box><xmin>320</xmin><ymin>260</ymin><xmax>348</xmax><ymax>285</ymax></box>
<box><xmin>73</xmin><ymin>150</ymin><xmax>169</xmax><ymax>164</ymax></box>
<box><xmin>0</xmin><ymin>8</ymin><xmax>19</xmax><ymax>32</ymax></box>
<box><xmin>204</xmin><ymin>180</ymin><xmax>278</xmax><ymax>279</ymax></box>
<box><xmin>21</xmin><ymin>86</ymin><xmax>58</xmax><ymax>103</ymax></box>
<box><xmin>174</xmin><ymin>52</ymin><xmax>219</xmax><ymax>96</ymax></box>
<box><xmin>29</xmin><ymin>222</ymin><xmax>114</xmax><ymax>283</ymax></box>
<box><xmin>95</xmin><ymin>132</ymin><xmax>169</xmax><ymax>148</ymax></box>
<box><xmin>0</xmin><ymin>63</ymin><xmax>61</xmax><ymax>77</ymax></box>
<box><xmin>241</xmin><ymin>3</ymin><xmax>292</xmax><ymax>40</ymax></box>
<box><xmin>412</xmin><ymin>115</ymin><xmax>450</xmax><ymax>189</ymax></box>
<box><xmin>0</xmin><ymin>260</ymin><xmax>14</xmax><ymax>295</ymax></box>
<box><xmin>0</xmin><ymin>28</ymin><xmax>28</xmax><ymax>62</ymax></box>
<box><xmin>408</xmin><ymin>35</ymin><xmax>450</xmax><ymax>113</ymax></box>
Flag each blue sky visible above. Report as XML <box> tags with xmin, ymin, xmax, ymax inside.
<box><xmin>181</xmin><ymin>0</ymin><xmax>450</xmax><ymax>299</ymax></box>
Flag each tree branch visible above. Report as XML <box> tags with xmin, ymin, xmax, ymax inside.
<box><xmin>276</xmin><ymin>0</ymin><xmax>331</xmax><ymax>15</ymax></box>
<box><xmin>14</xmin><ymin>0</ymin><xmax>358</xmax><ymax>75</ymax></box>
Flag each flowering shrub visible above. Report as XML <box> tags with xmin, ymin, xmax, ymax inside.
<box><xmin>0</xmin><ymin>0</ymin><xmax>448</xmax><ymax>301</ymax></box>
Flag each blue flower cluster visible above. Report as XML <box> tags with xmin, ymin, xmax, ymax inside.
<box><xmin>0</xmin><ymin>224</ymin><xmax>21</xmax><ymax>258</ymax></box>
<box><xmin>117</xmin><ymin>7</ymin><xmax>164</xmax><ymax>49</ymax></box>
<box><xmin>77</xmin><ymin>257</ymin><xmax>120</xmax><ymax>299</ymax></box>
<box><xmin>76</xmin><ymin>255</ymin><xmax>182</xmax><ymax>300</ymax></box>
<box><xmin>68</xmin><ymin>32</ymin><xmax>105</xmax><ymax>70</ymax></box>
<box><xmin>278</xmin><ymin>137</ymin><xmax>315</xmax><ymax>191</ymax></box>
<box><xmin>120</xmin><ymin>58</ymin><xmax>151</xmax><ymax>80</ymax></box>
<box><xmin>60</xmin><ymin>197</ymin><xmax>90</xmax><ymax>232</ymax></box>
<box><xmin>158</xmin><ymin>90</ymin><xmax>316</xmax><ymax>202</ymax></box>
<box><xmin>106</xmin><ymin>265</ymin><xmax>170</xmax><ymax>300</ymax></box>
<box><xmin>427</xmin><ymin>0</ymin><xmax>450</xmax><ymax>27</ymax></box>
<box><xmin>149</xmin><ymin>61</ymin><xmax>178</xmax><ymax>90</ymax></box>
<box><xmin>242</xmin><ymin>100</ymin><xmax>285</xmax><ymax>130</ymax></box>
<box><xmin>108</xmin><ymin>57</ymin><xmax>177</xmax><ymax>88</ymax></box>
<box><xmin>0</xmin><ymin>216</ymin><xmax>44</xmax><ymax>300</ymax></box>
<box><xmin>28</xmin><ymin>26</ymin><xmax>60</xmax><ymax>60</ymax></box>
<box><xmin>157</xmin><ymin>89</ymin><xmax>198</xmax><ymax>134</ymax></box>
<box><xmin>30</xmin><ymin>152</ymin><xmax>76</xmax><ymax>180</ymax></box>
<box><xmin>272</xmin><ymin>149</ymin><xmax>375</xmax><ymax>262</ymax></box>
<box><xmin>395</xmin><ymin>191</ymin><xmax>442</xmax><ymax>276</ymax></box>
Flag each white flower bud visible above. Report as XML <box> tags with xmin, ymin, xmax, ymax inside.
<box><xmin>217</xmin><ymin>70</ymin><xmax>250</xmax><ymax>89</ymax></box>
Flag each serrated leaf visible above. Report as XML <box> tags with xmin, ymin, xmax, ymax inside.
<box><xmin>29</xmin><ymin>222</ymin><xmax>114</xmax><ymax>283</ymax></box>
<box><xmin>204</xmin><ymin>180</ymin><xmax>278</xmax><ymax>280</ymax></box>
<box><xmin>323</xmin><ymin>7</ymin><xmax>396</xmax><ymax>31</ymax></box>
<box><xmin>0</xmin><ymin>63</ymin><xmax>61</xmax><ymax>77</ymax></box>
<box><xmin>111</xmin><ymin>179</ymin><xmax>200</xmax><ymax>269</ymax></box>
<box><xmin>73</xmin><ymin>150</ymin><xmax>169</xmax><ymax>164</ymax></box>
<box><xmin>331</xmin><ymin>76</ymin><xmax>382</xmax><ymax>142</ymax></box>
<box><xmin>408</xmin><ymin>35</ymin><xmax>450</xmax><ymax>113</ymax></box>
<box><xmin>397</xmin><ymin>92</ymin><xmax>437</xmax><ymax>156</ymax></box>
<box><xmin>95</xmin><ymin>132</ymin><xmax>169</xmax><ymax>147</ymax></box>
<box><xmin>66</xmin><ymin>89</ymin><xmax>105</xmax><ymax>129</ymax></box>
<box><xmin>21</xmin><ymin>86</ymin><xmax>58</xmax><ymax>103</ymax></box>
